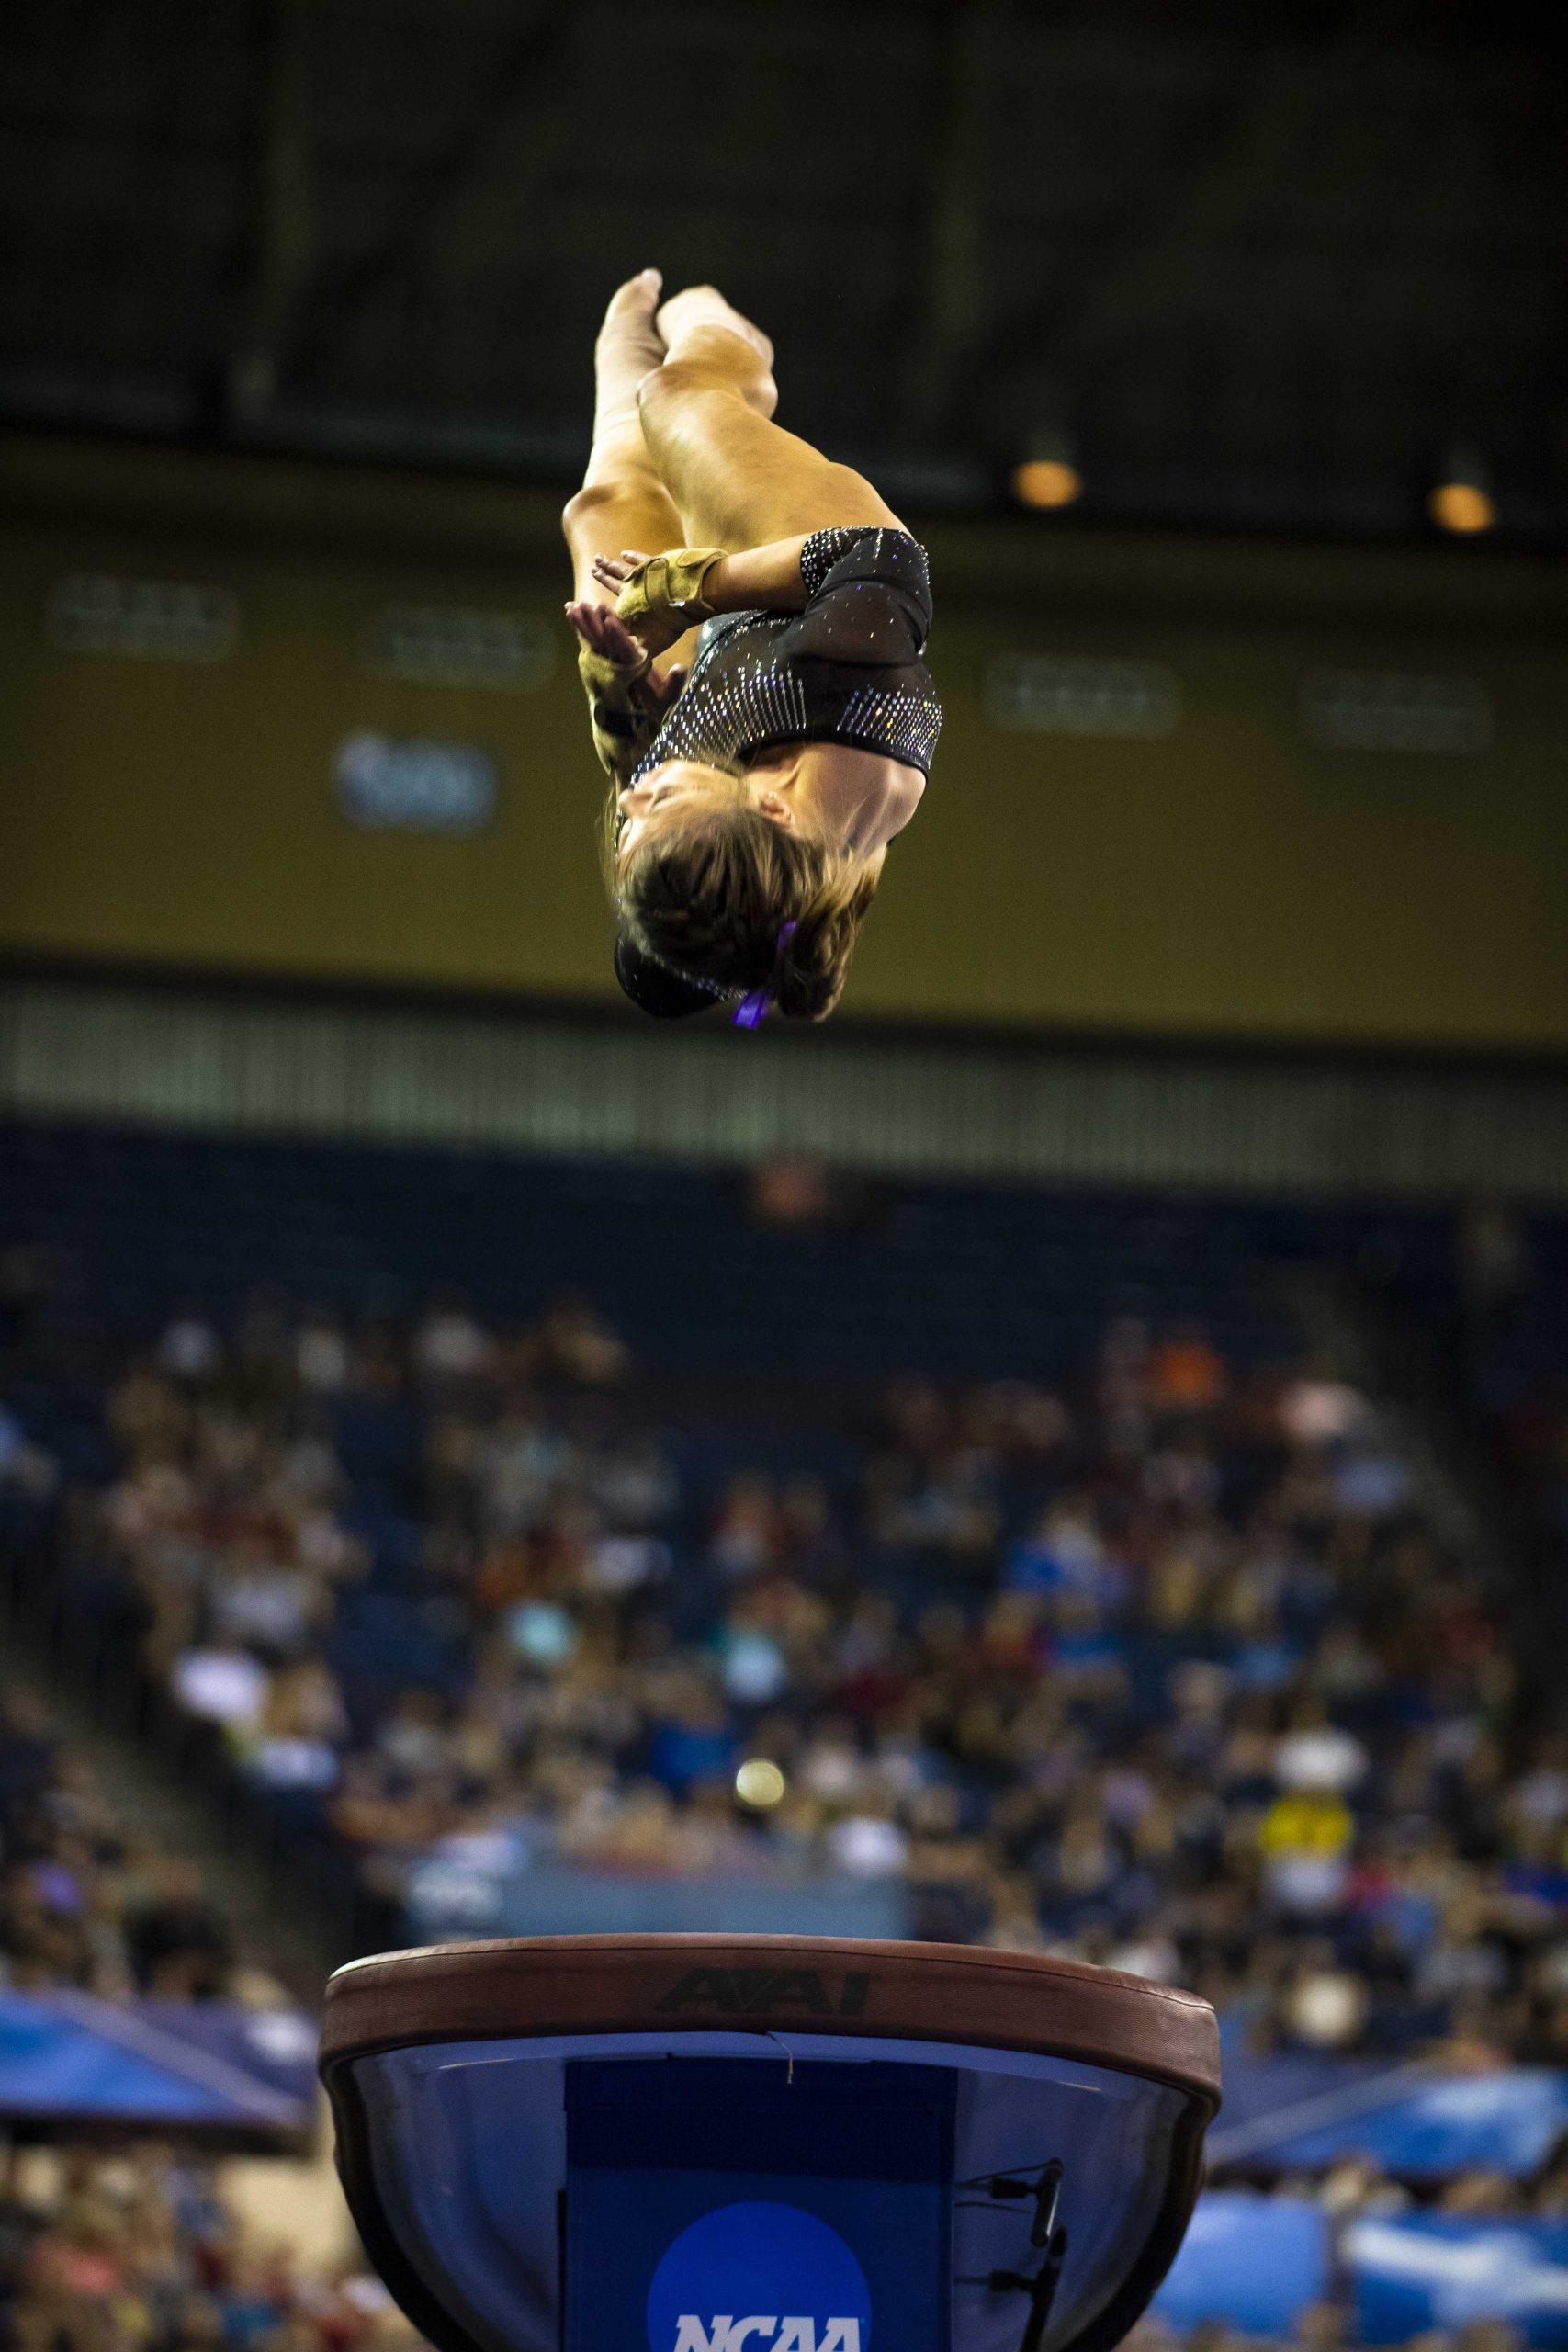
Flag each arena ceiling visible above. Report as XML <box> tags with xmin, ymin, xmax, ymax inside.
<box><xmin>2</xmin><ymin>0</ymin><xmax>1562</xmax><ymax>543</ymax></box>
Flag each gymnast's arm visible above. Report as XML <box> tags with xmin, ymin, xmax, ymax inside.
<box><xmin>714</xmin><ymin>524</ymin><xmax>930</xmax><ymax>628</ymax></box>
<box><xmin>589</xmin><ymin>538</ymin><xmax>814</xmax><ymax>633</ymax></box>
<box><xmin>700</xmin><ymin>529</ymin><xmax>931</xmax><ymax>668</ymax></box>
<box><xmin>700</xmin><ymin>537</ymin><xmax>816</xmax><ymax>612</ymax></box>
<box><xmin>597</xmin><ymin>528</ymin><xmax>931</xmax><ymax>663</ymax></box>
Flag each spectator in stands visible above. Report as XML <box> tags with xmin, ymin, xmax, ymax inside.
<box><xmin>13</xmin><ymin>1282</ymin><xmax>1566</xmax><ymax>2081</ymax></box>
<box><xmin>530</xmin><ymin>1291</ymin><xmax>631</xmax><ymax>1387</ymax></box>
<box><xmin>1455</xmin><ymin>1199</ymin><xmax>1531</xmax><ymax>1329</ymax></box>
<box><xmin>0</xmin><ymin>1697</ymin><xmax>246</xmax><ymax>2006</ymax></box>
<box><xmin>122</xmin><ymin>1859</ymin><xmax>234</xmax><ymax>2000</ymax></box>
<box><xmin>0</xmin><ymin>1407</ymin><xmax>55</xmax><ymax>1504</ymax></box>
<box><xmin>0</xmin><ymin>2144</ymin><xmax>414</xmax><ymax>2352</ymax></box>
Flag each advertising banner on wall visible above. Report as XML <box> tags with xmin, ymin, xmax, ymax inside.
<box><xmin>1347</xmin><ymin>2214</ymin><xmax>1568</xmax><ymax>2347</ymax></box>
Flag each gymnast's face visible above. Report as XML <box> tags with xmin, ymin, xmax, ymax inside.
<box><xmin>615</xmin><ymin>760</ymin><xmax>796</xmax><ymax>865</ymax></box>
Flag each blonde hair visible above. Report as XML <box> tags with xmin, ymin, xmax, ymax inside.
<box><xmin>611</xmin><ymin>799</ymin><xmax>879</xmax><ymax>1023</ymax></box>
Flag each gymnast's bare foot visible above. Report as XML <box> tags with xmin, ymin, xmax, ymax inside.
<box><xmin>593</xmin><ymin>269</ymin><xmax>668</xmax><ymax>442</ymax></box>
<box><xmin>655</xmin><ymin>283</ymin><xmax>778</xmax><ymax>417</ymax></box>
<box><xmin>657</xmin><ymin>285</ymin><xmax>773</xmax><ymax>369</ymax></box>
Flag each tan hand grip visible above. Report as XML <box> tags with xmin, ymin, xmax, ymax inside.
<box><xmin>615</xmin><ymin>547</ymin><xmax>728</xmax><ymax>631</ymax></box>
<box><xmin>577</xmin><ymin>643</ymin><xmax>657</xmax><ymax>784</ymax></box>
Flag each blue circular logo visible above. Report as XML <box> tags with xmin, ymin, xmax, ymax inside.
<box><xmin>646</xmin><ymin>2201</ymin><xmax>872</xmax><ymax>2352</ymax></box>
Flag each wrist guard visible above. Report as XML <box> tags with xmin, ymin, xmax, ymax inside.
<box><xmin>577</xmin><ymin>643</ymin><xmax>657</xmax><ymax>785</ymax></box>
<box><xmin>615</xmin><ymin>546</ymin><xmax>728</xmax><ymax>631</ymax></box>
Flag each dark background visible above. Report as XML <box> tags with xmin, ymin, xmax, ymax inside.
<box><xmin>3</xmin><ymin>0</ymin><xmax>1563</xmax><ymax>541</ymax></box>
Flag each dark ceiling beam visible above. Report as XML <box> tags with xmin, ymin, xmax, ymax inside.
<box><xmin>287</xmin><ymin>0</ymin><xmax>580</xmax><ymax>386</ymax></box>
<box><xmin>988</xmin><ymin>4</ymin><xmax>1456</xmax><ymax>462</ymax></box>
<box><xmin>1050</xmin><ymin>60</ymin><xmax>1313</xmax><ymax>371</ymax></box>
<box><xmin>227</xmin><ymin>0</ymin><xmax>316</xmax><ymax>424</ymax></box>
<box><xmin>1017</xmin><ymin>64</ymin><xmax>1270</xmax><ymax>467</ymax></box>
<box><xmin>896</xmin><ymin>0</ymin><xmax>1011</xmax><ymax>447</ymax></box>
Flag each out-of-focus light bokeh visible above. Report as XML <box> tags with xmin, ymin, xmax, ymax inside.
<box><xmin>735</xmin><ymin>1758</ymin><xmax>788</xmax><ymax>1811</ymax></box>
<box><xmin>1010</xmin><ymin>457</ymin><xmax>1083</xmax><ymax>511</ymax></box>
<box><xmin>1428</xmin><ymin>478</ymin><xmax>1496</xmax><ymax>535</ymax></box>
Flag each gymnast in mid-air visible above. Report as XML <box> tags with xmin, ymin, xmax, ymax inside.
<box><xmin>562</xmin><ymin>272</ymin><xmax>941</xmax><ymax>1024</ymax></box>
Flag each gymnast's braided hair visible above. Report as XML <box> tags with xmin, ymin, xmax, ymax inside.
<box><xmin>610</xmin><ymin>800</ymin><xmax>879</xmax><ymax>1023</ymax></box>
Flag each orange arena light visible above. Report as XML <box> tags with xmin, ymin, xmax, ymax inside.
<box><xmin>1011</xmin><ymin>456</ymin><xmax>1083</xmax><ymax>509</ymax></box>
<box><xmin>1428</xmin><ymin>477</ymin><xmax>1495</xmax><ymax>534</ymax></box>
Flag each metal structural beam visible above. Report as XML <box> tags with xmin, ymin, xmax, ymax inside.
<box><xmin>288</xmin><ymin>0</ymin><xmax>581</xmax><ymax>385</ymax></box>
<box><xmin>228</xmin><ymin>0</ymin><xmax>316</xmax><ymax>423</ymax></box>
<box><xmin>0</xmin><ymin>0</ymin><xmax>1560</xmax><ymax>538</ymax></box>
<box><xmin>897</xmin><ymin>0</ymin><xmax>1009</xmax><ymax>447</ymax></box>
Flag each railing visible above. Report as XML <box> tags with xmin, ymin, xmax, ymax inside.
<box><xmin>6</xmin><ymin>968</ymin><xmax>1568</xmax><ymax>1199</ymax></box>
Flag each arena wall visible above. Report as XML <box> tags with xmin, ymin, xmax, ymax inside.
<box><xmin>6</xmin><ymin>971</ymin><xmax>1568</xmax><ymax>1201</ymax></box>
<box><xmin>3</xmin><ymin>433</ymin><xmax>1564</xmax><ymax>1049</ymax></box>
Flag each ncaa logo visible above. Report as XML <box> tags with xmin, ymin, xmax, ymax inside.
<box><xmin>647</xmin><ymin>2202</ymin><xmax>871</xmax><ymax>2352</ymax></box>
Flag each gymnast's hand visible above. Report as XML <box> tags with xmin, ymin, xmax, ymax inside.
<box><xmin>587</xmin><ymin>550</ymin><xmax>648</xmax><ymax>602</ymax></box>
<box><xmin>564</xmin><ymin>595</ymin><xmax>689</xmax><ymax>715</ymax></box>
<box><xmin>588</xmin><ymin>549</ymin><xmax>685</xmax><ymax>659</ymax></box>
<box><xmin>591</xmin><ymin>547</ymin><xmax>728</xmax><ymax>656</ymax></box>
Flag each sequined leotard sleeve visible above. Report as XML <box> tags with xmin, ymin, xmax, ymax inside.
<box><xmin>628</xmin><ymin>526</ymin><xmax>942</xmax><ymax>786</ymax></box>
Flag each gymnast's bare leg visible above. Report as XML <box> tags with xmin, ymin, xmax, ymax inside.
<box><xmin>637</xmin><ymin>283</ymin><xmax>904</xmax><ymax>552</ymax></box>
<box><xmin>560</xmin><ymin>271</ymin><xmax>689</xmax><ymax>610</ymax></box>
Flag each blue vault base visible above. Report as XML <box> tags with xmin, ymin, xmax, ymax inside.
<box><xmin>565</xmin><ymin>2059</ymin><xmax>954</xmax><ymax>2352</ymax></box>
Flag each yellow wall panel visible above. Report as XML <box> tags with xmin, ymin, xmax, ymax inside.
<box><xmin>2</xmin><ymin>436</ymin><xmax>1564</xmax><ymax>1046</ymax></box>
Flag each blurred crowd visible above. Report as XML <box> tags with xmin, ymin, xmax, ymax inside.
<box><xmin>1450</xmin><ymin>1201</ymin><xmax>1568</xmax><ymax>1593</ymax></box>
<box><xmin>4</xmin><ymin>1286</ymin><xmax>1561</xmax><ymax>2067</ymax></box>
<box><xmin>0</xmin><ymin>1688</ymin><xmax>254</xmax><ymax>2004</ymax></box>
<box><xmin>0</xmin><ymin>2144</ymin><xmax>412</xmax><ymax>2352</ymax></box>
<box><xmin>1126</xmin><ymin>2314</ymin><xmax>1538</xmax><ymax>2352</ymax></box>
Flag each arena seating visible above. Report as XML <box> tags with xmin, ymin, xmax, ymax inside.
<box><xmin>0</xmin><ymin>1116</ymin><xmax>1337</xmax><ymax>1374</ymax></box>
<box><xmin>5</xmin><ymin>1119</ymin><xmax>1568</xmax><ymax>2350</ymax></box>
<box><xmin>0</xmin><ymin>2134</ymin><xmax>417</xmax><ymax>2352</ymax></box>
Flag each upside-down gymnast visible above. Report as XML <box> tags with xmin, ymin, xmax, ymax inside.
<box><xmin>562</xmin><ymin>271</ymin><xmax>942</xmax><ymax>1024</ymax></box>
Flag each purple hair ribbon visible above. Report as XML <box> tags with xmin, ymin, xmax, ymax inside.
<box><xmin>731</xmin><ymin>920</ymin><xmax>798</xmax><ymax>1030</ymax></box>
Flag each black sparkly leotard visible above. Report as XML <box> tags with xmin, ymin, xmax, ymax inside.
<box><xmin>628</xmin><ymin>526</ymin><xmax>942</xmax><ymax>786</ymax></box>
